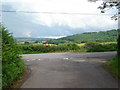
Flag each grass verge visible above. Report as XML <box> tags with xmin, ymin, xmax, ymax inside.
<box><xmin>104</xmin><ymin>56</ymin><xmax>120</xmax><ymax>79</ymax></box>
<box><xmin>19</xmin><ymin>50</ymin><xmax>86</xmax><ymax>54</ymax></box>
<box><xmin>5</xmin><ymin>66</ymin><xmax>30</xmax><ymax>89</ymax></box>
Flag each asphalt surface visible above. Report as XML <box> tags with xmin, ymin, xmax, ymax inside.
<box><xmin>21</xmin><ymin>52</ymin><xmax>118</xmax><ymax>88</ymax></box>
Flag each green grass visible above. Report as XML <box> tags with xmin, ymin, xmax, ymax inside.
<box><xmin>104</xmin><ymin>57</ymin><xmax>120</xmax><ymax>79</ymax></box>
<box><xmin>19</xmin><ymin>49</ymin><xmax>86</xmax><ymax>54</ymax></box>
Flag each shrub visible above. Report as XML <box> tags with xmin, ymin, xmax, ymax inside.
<box><xmin>60</xmin><ymin>43</ymin><xmax>80</xmax><ymax>50</ymax></box>
<box><xmin>2</xmin><ymin>25</ymin><xmax>25</xmax><ymax>88</ymax></box>
<box><xmin>84</xmin><ymin>42</ymin><xmax>117</xmax><ymax>52</ymax></box>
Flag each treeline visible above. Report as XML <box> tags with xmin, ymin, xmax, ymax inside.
<box><xmin>45</xmin><ymin>40</ymin><xmax>69</xmax><ymax>45</ymax></box>
<box><xmin>15</xmin><ymin>37</ymin><xmax>52</xmax><ymax>41</ymax></box>
<box><xmin>47</xmin><ymin>29</ymin><xmax>118</xmax><ymax>44</ymax></box>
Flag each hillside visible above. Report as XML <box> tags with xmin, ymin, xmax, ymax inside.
<box><xmin>58</xmin><ymin>29</ymin><xmax>118</xmax><ymax>43</ymax></box>
<box><xmin>15</xmin><ymin>29</ymin><xmax>118</xmax><ymax>45</ymax></box>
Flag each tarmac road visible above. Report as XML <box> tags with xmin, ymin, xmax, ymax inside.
<box><xmin>21</xmin><ymin>52</ymin><xmax>118</xmax><ymax>88</ymax></box>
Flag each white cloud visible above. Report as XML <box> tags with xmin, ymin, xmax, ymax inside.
<box><xmin>37</xmin><ymin>36</ymin><xmax>66</xmax><ymax>39</ymax></box>
<box><xmin>6</xmin><ymin>0</ymin><xmax>116</xmax><ymax>28</ymax></box>
<box><xmin>3</xmin><ymin>0</ymin><xmax>102</xmax><ymax>13</ymax></box>
<box><xmin>32</xmin><ymin>14</ymin><xmax>117</xmax><ymax>29</ymax></box>
<box><xmin>23</xmin><ymin>31</ymin><xmax>32</xmax><ymax>37</ymax></box>
<box><xmin>2</xmin><ymin>0</ymin><xmax>118</xmax><ymax>37</ymax></box>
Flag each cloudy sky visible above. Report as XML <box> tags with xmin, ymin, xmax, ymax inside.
<box><xmin>1</xmin><ymin>0</ymin><xmax>118</xmax><ymax>38</ymax></box>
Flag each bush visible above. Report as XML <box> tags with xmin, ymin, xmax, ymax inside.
<box><xmin>84</xmin><ymin>42</ymin><xmax>117</xmax><ymax>52</ymax></box>
<box><xmin>2</xmin><ymin>25</ymin><xmax>25</xmax><ymax>89</ymax></box>
<box><xmin>59</xmin><ymin>43</ymin><xmax>80</xmax><ymax>50</ymax></box>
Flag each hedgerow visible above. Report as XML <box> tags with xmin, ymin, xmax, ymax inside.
<box><xmin>2</xmin><ymin>25</ymin><xmax>25</xmax><ymax>89</ymax></box>
<box><xmin>18</xmin><ymin>43</ymin><xmax>80</xmax><ymax>54</ymax></box>
<box><xmin>83</xmin><ymin>42</ymin><xmax>117</xmax><ymax>52</ymax></box>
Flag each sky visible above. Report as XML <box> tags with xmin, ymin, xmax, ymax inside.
<box><xmin>1</xmin><ymin>0</ymin><xmax>118</xmax><ymax>38</ymax></box>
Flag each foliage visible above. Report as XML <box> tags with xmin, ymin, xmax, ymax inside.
<box><xmin>88</xmin><ymin>0</ymin><xmax>119</xmax><ymax>20</ymax></box>
<box><xmin>97</xmin><ymin>1</ymin><xmax>119</xmax><ymax>20</ymax></box>
<box><xmin>2</xmin><ymin>25</ymin><xmax>25</xmax><ymax>89</ymax></box>
<box><xmin>104</xmin><ymin>57</ymin><xmax>120</xmax><ymax>79</ymax></box>
<box><xmin>58</xmin><ymin>30</ymin><xmax>118</xmax><ymax>43</ymax></box>
<box><xmin>18</xmin><ymin>43</ymin><xmax>80</xmax><ymax>54</ymax></box>
<box><xmin>83</xmin><ymin>42</ymin><xmax>117</xmax><ymax>52</ymax></box>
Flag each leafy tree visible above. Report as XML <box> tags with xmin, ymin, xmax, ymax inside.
<box><xmin>1</xmin><ymin>24</ymin><xmax>25</xmax><ymax>88</ymax></box>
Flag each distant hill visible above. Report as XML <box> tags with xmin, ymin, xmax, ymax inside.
<box><xmin>15</xmin><ymin>29</ymin><xmax>118</xmax><ymax>44</ymax></box>
<box><xmin>58</xmin><ymin>29</ymin><xmax>118</xmax><ymax>43</ymax></box>
<box><xmin>15</xmin><ymin>37</ymin><xmax>53</xmax><ymax>41</ymax></box>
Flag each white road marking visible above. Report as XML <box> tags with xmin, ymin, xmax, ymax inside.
<box><xmin>38</xmin><ymin>59</ymin><xmax>41</xmax><ymax>60</ymax></box>
<box><xmin>31</xmin><ymin>59</ymin><xmax>36</xmax><ymax>61</ymax></box>
<box><xmin>74</xmin><ymin>60</ymin><xmax>86</xmax><ymax>62</ymax></box>
<box><xmin>64</xmin><ymin>58</ymin><xmax>69</xmax><ymax>60</ymax></box>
